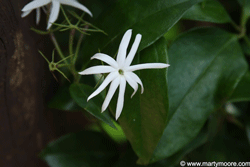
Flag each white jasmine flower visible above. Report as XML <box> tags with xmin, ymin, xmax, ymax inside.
<box><xmin>21</xmin><ymin>0</ymin><xmax>93</xmax><ymax>29</ymax></box>
<box><xmin>79</xmin><ymin>29</ymin><xmax>170</xmax><ymax>120</ymax></box>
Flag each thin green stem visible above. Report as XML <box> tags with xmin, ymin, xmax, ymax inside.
<box><xmin>68</xmin><ymin>10</ymin><xmax>107</xmax><ymax>35</ymax></box>
<box><xmin>52</xmin><ymin>23</ymin><xmax>70</xmax><ymax>28</ymax></box>
<box><xmin>60</xmin><ymin>6</ymin><xmax>71</xmax><ymax>24</ymax></box>
<box><xmin>73</xmin><ymin>33</ymin><xmax>84</xmax><ymax>65</ymax></box>
<box><xmin>39</xmin><ymin>50</ymin><xmax>50</xmax><ymax>63</ymax></box>
<box><xmin>69</xmin><ymin>29</ymin><xmax>76</xmax><ymax>60</ymax></box>
<box><xmin>57</xmin><ymin>64</ymin><xmax>70</xmax><ymax>68</ymax></box>
<box><xmin>56</xmin><ymin>69</ymin><xmax>71</xmax><ymax>82</ymax></box>
<box><xmin>73</xmin><ymin>25</ymin><xmax>90</xmax><ymax>83</ymax></box>
<box><xmin>50</xmin><ymin>32</ymin><xmax>72</xmax><ymax>73</ymax></box>
<box><xmin>81</xmin><ymin>28</ymin><xmax>105</xmax><ymax>33</ymax></box>
<box><xmin>76</xmin><ymin>13</ymin><xmax>85</xmax><ymax>26</ymax></box>
<box><xmin>230</xmin><ymin>21</ymin><xmax>241</xmax><ymax>32</ymax></box>
<box><xmin>56</xmin><ymin>54</ymin><xmax>73</xmax><ymax>64</ymax></box>
<box><xmin>50</xmin><ymin>32</ymin><xmax>65</xmax><ymax>60</ymax></box>
<box><xmin>52</xmin><ymin>49</ymin><xmax>55</xmax><ymax>62</ymax></box>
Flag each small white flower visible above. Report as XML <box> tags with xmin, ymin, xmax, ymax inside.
<box><xmin>79</xmin><ymin>29</ymin><xmax>170</xmax><ymax>120</ymax></box>
<box><xmin>21</xmin><ymin>0</ymin><xmax>92</xmax><ymax>29</ymax></box>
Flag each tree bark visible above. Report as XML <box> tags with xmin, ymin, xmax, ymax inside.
<box><xmin>0</xmin><ymin>0</ymin><xmax>55</xmax><ymax>166</ymax></box>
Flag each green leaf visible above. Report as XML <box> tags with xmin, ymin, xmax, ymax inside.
<box><xmin>158</xmin><ymin>129</ymin><xmax>208</xmax><ymax>167</ymax></box>
<box><xmin>101</xmin><ymin>122</ymin><xmax>127</xmax><ymax>144</ymax></box>
<box><xmin>241</xmin><ymin>40</ymin><xmax>250</xmax><ymax>56</ymax></box>
<box><xmin>150</xmin><ymin>28</ymin><xmax>248</xmax><ymax>163</ymax></box>
<box><xmin>48</xmin><ymin>86</ymin><xmax>81</xmax><ymax>111</ymax></box>
<box><xmin>40</xmin><ymin>131</ymin><xmax>117</xmax><ymax>167</ymax></box>
<box><xmin>113</xmin><ymin>129</ymin><xmax>207</xmax><ymax>167</ymax></box>
<box><xmin>229</xmin><ymin>71</ymin><xmax>250</xmax><ymax>102</ymax></box>
<box><xmin>182</xmin><ymin>0</ymin><xmax>232</xmax><ymax>23</ymax></box>
<box><xmin>78</xmin><ymin>0</ymin><xmax>204</xmax><ymax>69</ymax></box>
<box><xmin>110</xmin><ymin>38</ymin><xmax>169</xmax><ymax>165</ymax></box>
<box><xmin>69</xmin><ymin>83</ymin><xmax>116</xmax><ymax>128</ymax></box>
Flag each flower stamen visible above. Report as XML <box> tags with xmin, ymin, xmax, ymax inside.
<box><xmin>118</xmin><ymin>69</ymin><xmax>124</xmax><ymax>75</ymax></box>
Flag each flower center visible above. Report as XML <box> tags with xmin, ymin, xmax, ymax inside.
<box><xmin>118</xmin><ymin>69</ymin><xmax>124</xmax><ymax>75</ymax></box>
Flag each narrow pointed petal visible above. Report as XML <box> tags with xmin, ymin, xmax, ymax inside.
<box><xmin>22</xmin><ymin>0</ymin><xmax>51</xmax><ymax>11</ymax></box>
<box><xmin>101</xmin><ymin>77</ymin><xmax>120</xmax><ymax>112</ymax></box>
<box><xmin>91</xmin><ymin>53</ymin><xmax>118</xmax><ymax>69</ymax></box>
<box><xmin>127</xmin><ymin>63</ymin><xmax>170</xmax><ymax>72</ymax></box>
<box><xmin>36</xmin><ymin>8</ymin><xmax>41</xmax><ymax>25</ymax></box>
<box><xmin>116</xmin><ymin>29</ymin><xmax>132</xmax><ymax>67</ymax></box>
<box><xmin>42</xmin><ymin>6</ymin><xmax>48</xmax><ymax>13</ymax></box>
<box><xmin>127</xmin><ymin>72</ymin><xmax>144</xmax><ymax>93</ymax></box>
<box><xmin>78</xmin><ymin>66</ymin><xmax>116</xmax><ymax>75</ymax></box>
<box><xmin>47</xmin><ymin>1</ymin><xmax>60</xmax><ymax>29</ymax></box>
<box><xmin>21</xmin><ymin>10</ymin><xmax>32</xmax><ymax>18</ymax></box>
<box><xmin>116</xmin><ymin>77</ymin><xmax>126</xmax><ymax>120</ymax></box>
<box><xmin>124</xmin><ymin>34</ymin><xmax>142</xmax><ymax>67</ymax></box>
<box><xmin>59</xmin><ymin>0</ymin><xmax>93</xmax><ymax>17</ymax></box>
<box><xmin>87</xmin><ymin>72</ymin><xmax>118</xmax><ymax>101</ymax></box>
<box><xmin>124</xmin><ymin>73</ymin><xmax>138</xmax><ymax>98</ymax></box>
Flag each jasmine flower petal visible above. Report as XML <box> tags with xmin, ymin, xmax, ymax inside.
<box><xmin>124</xmin><ymin>73</ymin><xmax>138</xmax><ymax>98</ymax></box>
<box><xmin>124</xmin><ymin>34</ymin><xmax>142</xmax><ymax>67</ymax></box>
<box><xmin>22</xmin><ymin>8</ymin><xmax>41</xmax><ymax>25</ymax></box>
<box><xmin>59</xmin><ymin>0</ymin><xmax>93</xmax><ymax>17</ymax></box>
<box><xmin>102</xmin><ymin>77</ymin><xmax>120</xmax><ymax>112</ymax></box>
<box><xmin>79</xmin><ymin>66</ymin><xmax>116</xmax><ymax>75</ymax></box>
<box><xmin>87</xmin><ymin>72</ymin><xmax>119</xmax><ymax>101</ymax></box>
<box><xmin>91</xmin><ymin>53</ymin><xmax>119</xmax><ymax>69</ymax></box>
<box><xmin>22</xmin><ymin>0</ymin><xmax>50</xmax><ymax>11</ymax></box>
<box><xmin>127</xmin><ymin>63</ymin><xmax>170</xmax><ymax>72</ymax></box>
<box><xmin>47</xmin><ymin>1</ymin><xmax>60</xmax><ymax>29</ymax></box>
<box><xmin>36</xmin><ymin>8</ymin><xmax>41</xmax><ymax>25</ymax></box>
<box><xmin>127</xmin><ymin>72</ymin><xmax>144</xmax><ymax>94</ymax></box>
<box><xmin>117</xmin><ymin>29</ymin><xmax>132</xmax><ymax>67</ymax></box>
<box><xmin>116</xmin><ymin>77</ymin><xmax>126</xmax><ymax>120</ymax></box>
<box><xmin>21</xmin><ymin>10</ymin><xmax>32</xmax><ymax>18</ymax></box>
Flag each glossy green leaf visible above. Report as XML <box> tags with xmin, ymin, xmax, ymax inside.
<box><xmin>69</xmin><ymin>83</ymin><xmax>115</xmax><ymax>128</ymax></box>
<box><xmin>183</xmin><ymin>0</ymin><xmax>231</xmax><ymax>23</ymax></box>
<box><xmin>109</xmin><ymin>38</ymin><xmax>169</xmax><ymax>165</ymax></box>
<box><xmin>48</xmin><ymin>86</ymin><xmax>81</xmax><ymax>111</ymax></box>
<box><xmin>229</xmin><ymin>71</ymin><xmax>250</xmax><ymax>102</ymax></box>
<box><xmin>241</xmin><ymin>40</ymin><xmax>250</xmax><ymax>56</ymax></box>
<box><xmin>150</xmin><ymin>28</ymin><xmax>248</xmax><ymax>163</ymax></box>
<box><xmin>158</xmin><ymin>129</ymin><xmax>208</xmax><ymax>167</ymax></box>
<box><xmin>101</xmin><ymin>122</ymin><xmax>127</xmax><ymax>144</ymax></box>
<box><xmin>114</xmin><ymin>129</ymin><xmax>207</xmax><ymax>167</ymax></box>
<box><xmin>39</xmin><ymin>131</ymin><xmax>117</xmax><ymax>167</ymax></box>
<box><xmin>78</xmin><ymin>0</ymin><xmax>204</xmax><ymax>70</ymax></box>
